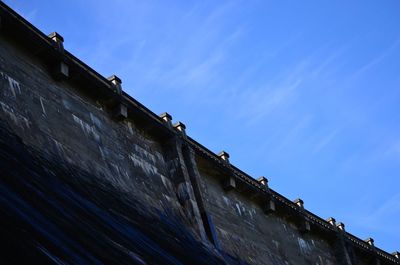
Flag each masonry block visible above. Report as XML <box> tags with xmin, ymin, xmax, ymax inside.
<box><xmin>113</xmin><ymin>103</ymin><xmax>128</xmax><ymax>120</ymax></box>
<box><xmin>299</xmin><ymin>220</ymin><xmax>311</xmax><ymax>233</ymax></box>
<box><xmin>222</xmin><ymin>176</ymin><xmax>236</xmax><ymax>191</ymax></box>
<box><xmin>263</xmin><ymin>198</ymin><xmax>276</xmax><ymax>214</ymax></box>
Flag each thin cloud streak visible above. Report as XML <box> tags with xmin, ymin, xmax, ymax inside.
<box><xmin>312</xmin><ymin>129</ymin><xmax>339</xmax><ymax>154</ymax></box>
<box><xmin>351</xmin><ymin>38</ymin><xmax>400</xmax><ymax>79</ymax></box>
<box><xmin>355</xmin><ymin>194</ymin><xmax>400</xmax><ymax>235</ymax></box>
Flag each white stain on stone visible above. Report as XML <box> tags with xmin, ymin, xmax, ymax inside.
<box><xmin>318</xmin><ymin>255</ymin><xmax>323</xmax><ymax>265</ymax></box>
<box><xmin>217</xmin><ymin>227</ymin><xmax>228</xmax><ymax>237</ymax></box>
<box><xmin>134</xmin><ymin>144</ymin><xmax>156</xmax><ymax>164</ymax></box>
<box><xmin>298</xmin><ymin>238</ymin><xmax>311</xmax><ymax>255</ymax></box>
<box><xmin>52</xmin><ymin>138</ymin><xmax>65</xmax><ymax>156</ymax></box>
<box><xmin>0</xmin><ymin>101</ymin><xmax>29</xmax><ymax>128</ymax></box>
<box><xmin>98</xmin><ymin>146</ymin><xmax>106</xmax><ymax>160</ymax></box>
<box><xmin>106</xmin><ymin>163</ymin><xmax>129</xmax><ymax>189</ymax></box>
<box><xmin>235</xmin><ymin>203</ymin><xmax>242</xmax><ymax>216</ymax></box>
<box><xmin>272</xmin><ymin>240</ymin><xmax>279</xmax><ymax>249</ymax></box>
<box><xmin>129</xmin><ymin>153</ymin><xmax>158</xmax><ymax>176</ymax></box>
<box><xmin>72</xmin><ymin>114</ymin><xmax>100</xmax><ymax>142</ymax></box>
<box><xmin>163</xmin><ymin>194</ymin><xmax>173</xmax><ymax>203</ymax></box>
<box><xmin>8</xmin><ymin>77</ymin><xmax>21</xmax><ymax>97</ymax></box>
<box><xmin>62</xmin><ymin>99</ymin><xmax>72</xmax><ymax>110</ymax></box>
<box><xmin>90</xmin><ymin>113</ymin><xmax>102</xmax><ymax>128</ymax></box>
<box><xmin>37</xmin><ymin>244</ymin><xmax>66</xmax><ymax>265</ymax></box>
<box><xmin>159</xmin><ymin>174</ymin><xmax>173</xmax><ymax>190</ymax></box>
<box><xmin>40</xmin><ymin>97</ymin><xmax>46</xmax><ymax>115</ymax></box>
<box><xmin>1</xmin><ymin>72</ymin><xmax>21</xmax><ymax>98</ymax></box>
<box><xmin>127</xmin><ymin>121</ymin><xmax>134</xmax><ymax>135</ymax></box>
<box><xmin>155</xmin><ymin>152</ymin><xmax>164</xmax><ymax>163</ymax></box>
<box><xmin>249</xmin><ymin>209</ymin><xmax>253</xmax><ymax>218</ymax></box>
<box><xmin>222</xmin><ymin>196</ymin><xmax>229</xmax><ymax>205</ymax></box>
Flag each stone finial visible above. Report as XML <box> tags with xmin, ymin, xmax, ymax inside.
<box><xmin>107</xmin><ymin>75</ymin><xmax>122</xmax><ymax>94</ymax></box>
<box><xmin>218</xmin><ymin>151</ymin><xmax>230</xmax><ymax>163</ymax></box>
<box><xmin>336</xmin><ymin>222</ymin><xmax>345</xmax><ymax>231</ymax></box>
<box><xmin>48</xmin><ymin>32</ymin><xmax>64</xmax><ymax>51</ymax></box>
<box><xmin>365</xmin><ymin>237</ymin><xmax>374</xmax><ymax>246</ymax></box>
<box><xmin>48</xmin><ymin>32</ymin><xmax>64</xmax><ymax>42</ymax></box>
<box><xmin>257</xmin><ymin>176</ymin><xmax>269</xmax><ymax>188</ymax></box>
<box><xmin>392</xmin><ymin>251</ymin><xmax>400</xmax><ymax>259</ymax></box>
<box><xmin>159</xmin><ymin>112</ymin><xmax>172</xmax><ymax>124</ymax></box>
<box><xmin>293</xmin><ymin>198</ymin><xmax>304</xmax><ymax>208</ymax></box>
<box><xmin>326</xmin><ymin>217</ymin><xmax>336</xmax><ymax>226</ymax></box>
<box><xmin>173</xmin><ymin>122</ymin><xmax>186</xmax><ymax>135</ymax></box>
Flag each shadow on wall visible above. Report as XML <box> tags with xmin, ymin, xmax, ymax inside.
<box><xmin>0</xmin><ymin>121</ymin><xmax>247</xmax><ymax>265</ymax></box>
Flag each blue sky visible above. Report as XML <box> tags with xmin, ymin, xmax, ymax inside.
<box><xmin>6</xmin><ymin>0</ymin><xmax>400</xmax><ymax>252</ymax></box>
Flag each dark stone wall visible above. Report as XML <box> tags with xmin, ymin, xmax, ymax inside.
<box><xmin>0</xmin><ymin>34</ymin><xmax>221</xmax><ymax>264</ymax></box>
<box><xmin>0</xmin><ymin>36</ymin><xmax>177</xmax><ymax>210</ymax></box>
<box><xmin>197</xmin><ymin>159</ymin><xmax>338</xmax><ymax>265</ymax></box>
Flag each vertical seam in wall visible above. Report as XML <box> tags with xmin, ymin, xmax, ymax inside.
<box><xmin>181</xmin><ymin>145</ymin><xmax>220</xmax><ymax>249</ymax></box>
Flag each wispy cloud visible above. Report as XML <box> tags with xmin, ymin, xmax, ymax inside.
<box><xmin>358</xmin><ymin>193</ymin><xmax>400</xmax><ymax>234</ymax></box>
<box><xmin>219</xmin><ymin>43</ymin><xmax>356</xmax><ymax>126</ymax></box>
<box><xmin>22</xmin><ymin>8</ymin><xmax>37</xmax><ymax>22</ymax></box>
<box><xmin>312</xmin><ymin>129</ymin><xmax>339</xmax><ymax>154</ymax></box>
<box><xmin>310</xmin><ymin>46</ymin><xmax>349</xmax><ymax>79</ymax></box>
<box><xmin>156</xmin><ymin>26</ymin><xmax>245</xmax><ymax>90</ymax></box>
<box><xmin>4</xmin><ymin>1</ymin><xmax>38</xmax><ymax>23</ymax></box>
<box><xmin>239</xmin><ymin>78</ymin><xmax>303</xmax><ymax>125</ymax></box>
<box><xmin>351</xmin><ymin>38</ymin><xmax>400</xmax><ymax>79</ymax></box>
<box><xmin>383</xmin><ymin>140</ymin><xmax>400</xmax><ymax>160</ymax></box>
<box><xmin>271</xmin><ymin>114</ymin><xmax>313</xmax><ymax>153</ymax></box>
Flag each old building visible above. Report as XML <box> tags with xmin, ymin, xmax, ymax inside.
<box><xmin>0</xmin><ymin>2</ymin><xmax>398</xmax><ymax>264</ymax></box>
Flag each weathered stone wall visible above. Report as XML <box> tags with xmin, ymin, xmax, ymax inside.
<box><xmin>0</xmin><ymin>35</ymin><xmax>207</xmax><ymax>239</ymax></box>
<box><xmin>198</xmin><ymin>166</ymin><xmax>338</xmax><ymax>265</ymax></box>
<box><xmin>0</xmin><ymin>2</ymin><xmax>398</xmax><ymax>264</ymax></box>
<box><xmin>0</xmin><ymin>36</ymin><xmax>172</xmax><ymax>207</ymax></box>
